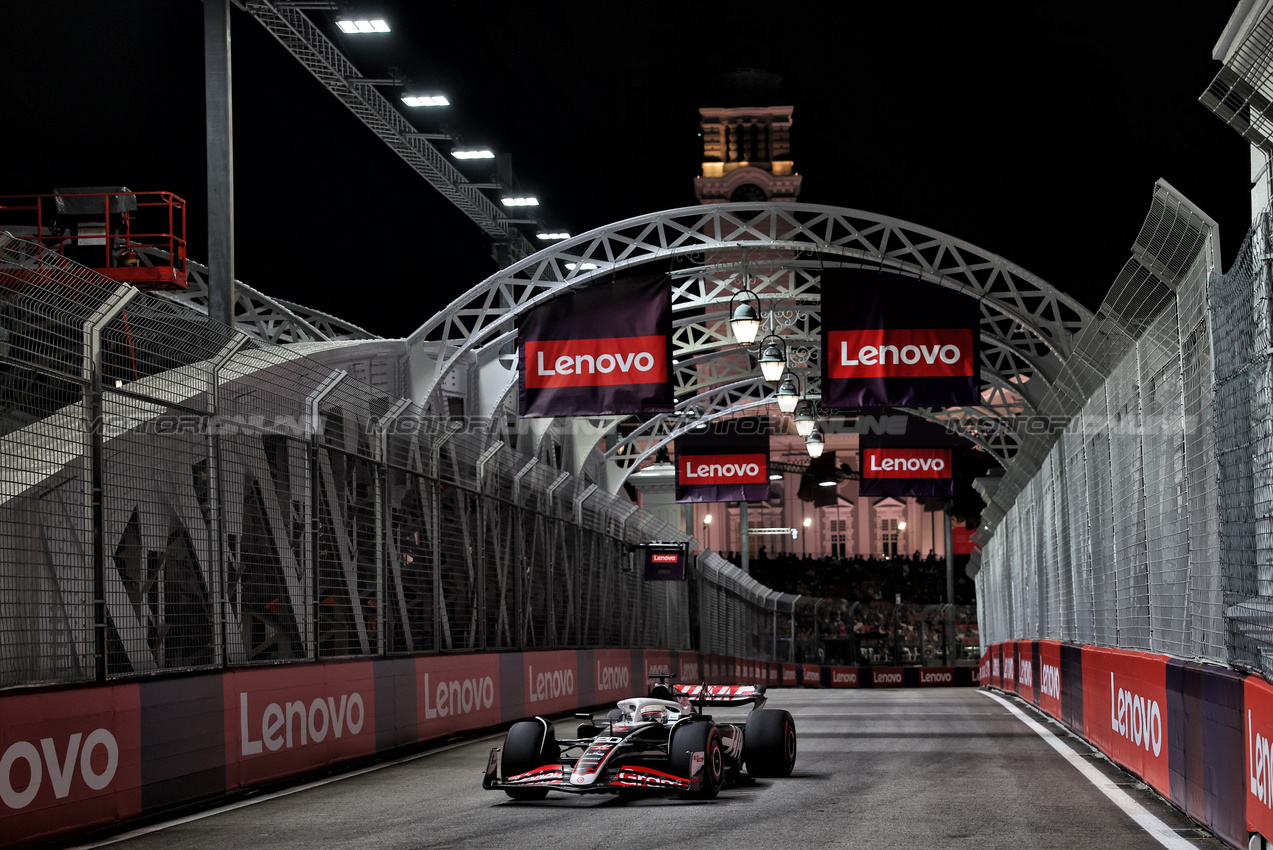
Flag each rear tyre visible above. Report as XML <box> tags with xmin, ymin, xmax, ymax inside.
<box><xmin>502</xmin><ymin>720</ymin><xmax>558</xmax><ymax>800</ymax></box>
<box><xmin>668</xmin><ymin>722</ymin><xmax>724</xmax><ymax>799</ymax></box>
<box><xmin>743</xmin><ymin>709</ymin><xmax>797</xmax><ymax>777</ymax></box>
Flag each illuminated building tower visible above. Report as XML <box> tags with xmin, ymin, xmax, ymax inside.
<box><xmin>694</xmin><ymin>71</ymin><xmax>801</xmax><ymax>204</ymax></box>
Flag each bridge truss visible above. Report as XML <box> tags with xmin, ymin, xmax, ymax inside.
<box><xmin>407</xmin><ymin>202</ymin><xmax>1095</xmax><ymax>491</ymax></box>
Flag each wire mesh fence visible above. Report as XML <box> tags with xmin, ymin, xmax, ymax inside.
<box><xmin>975</xmin><ymin>197</ymin><xmax>1273</xmax><ymax>676</ymax></box>
<box><xmin>0</xmin><ymin>233</ymin><xmax>803</xmax><ymax>690</ymax></box>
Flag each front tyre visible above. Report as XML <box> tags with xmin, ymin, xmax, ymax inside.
<box><xmin>502</xmin><ymin>720</ymin><xmax>558</xmax><ymax>800</ymax></box>
<box><xmin>669</xmin><ymin>722</ymin><xmax>724</xmax><ymax>799</ymax></box>
<box><xmin>744</xmin><ymin>709</ymin><xmax>797</xmax><ymax>777</ymax></box>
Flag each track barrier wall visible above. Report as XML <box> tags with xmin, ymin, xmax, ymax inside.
<box><xmin>981</xmin><ymin>641</ymin><xmax>1249</xmax><ymax>849</ymax></box>
<box><xmin>1</xmin><ymin>651</ymin><xmax>975</xmax><ymax>847</ymax></box>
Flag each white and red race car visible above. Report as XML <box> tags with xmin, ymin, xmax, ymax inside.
<box><xmin>482</xmin><ymin>676</ymin><xmax>797</xmax><ymax>800</ymax></box>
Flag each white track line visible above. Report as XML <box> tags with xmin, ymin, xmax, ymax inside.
<box><xmin>981</xmin><ymin>690</ymin><xmax>1197</xmax><ymax>850</ymax></box>
<box><xmin>67</xmin><ymin>731</ymin><xmax>505</xmax><ymax>849</ymax></box>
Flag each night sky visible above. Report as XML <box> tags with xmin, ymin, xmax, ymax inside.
<box><xmin>0</xmin><ymin>2</ymin><xmax>1253</xmax><ymax>338</ymax></box>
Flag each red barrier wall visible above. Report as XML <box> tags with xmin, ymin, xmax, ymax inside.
<box><xmin>1081</xmin><ymin>646</ymin><xmax>1170</xmax><ymax>798</ymax></box>
<box><xmin>1247</xmin><ymin>676</ymin><xmax>1273</xmax><ymax>840</ymax></box>
<box><xmin>416</xmin><ymin>654</ymin><xmax>503</xmax><ymax>743</ymax></box>
<box><xmin>870</xmin><ymin>667</ymin><xmax>905</xmax><ymax>688</ymax></box>
<box><xmin>1038</xmin><ymin>641</ymin><xmax>1062</xmax><ymax>720</ymax></box>
<box><xmin>917</xmin><ymin>667</ymin><xmax>955</xmax><ymax>687</ymax></box>
<box><xmin>0</xmin><ymin>684</ymin><xmax>143</xmax><ymax>848</ymax></box>
<box><xmin>1</xmin><ymin>648</ymin><xmax>983</xmax><ymax>847</ymax></box>
<box><xmin>829</xmin><ymin>667</ymin><xmax>860</xmax><ymax>687</ymax></box>
<box><xmin>225</xmin><ymin>662</ymin><xmax>377</xmax><ymax>793</ymax></box>
<box><xmin>985</xmin><ymin>641</ymin><xmax>1251</xmax><ymax>850</ymax></box>
<box><xmin>1016</xmin><ymin>641</ymin><xmax>1035</xmax><ymax>703</ymax></box>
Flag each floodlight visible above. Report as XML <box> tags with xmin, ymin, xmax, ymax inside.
<box><xmin>501</xmin><ymin>196</ymin><xmax>539</xmax><ymax>207</ymax></box>
<box><xmin>338</xmin><ymin>18</ymin><xmax>390</xmax><ymax>33</ymax></box>
<box><xmin>401</xmin><ymin>95</ymin><xmax>449</xmax><ymax>107</ymax></box>
<box><xmin>452</xmin><ymin>148</ymin><xmax>495</xmax><ymax>159</ymax></box>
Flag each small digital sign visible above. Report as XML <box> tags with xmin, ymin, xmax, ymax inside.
<box><xmin>643</xmin><ymin>543</ymin><xmax>687</xmax><ymax>581</ymax></box>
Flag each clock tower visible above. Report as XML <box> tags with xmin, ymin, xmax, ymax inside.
<box><xmin>694</xmin><ymin>72</ymin><xmax>802</xmax><ymax>204</ymax></box>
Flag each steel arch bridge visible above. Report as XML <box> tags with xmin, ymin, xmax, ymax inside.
<box><xmin>405</xmin><ymin>202</ymin><xmax>1095</xmax><ymax>491</ymax></box>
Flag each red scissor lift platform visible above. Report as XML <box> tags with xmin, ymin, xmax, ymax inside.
<box><xmin>0</xmin><ymin>187</ymin><xmax>188</xmax><ymax>290</ymax></box>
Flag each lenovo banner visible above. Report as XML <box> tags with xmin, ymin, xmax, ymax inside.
<box><xmin>518</xmin><ymin>274</ymin><xmax>672</xmax><ymax>417</ymax></box>
<box><xmin>1082</xmin><ymin>646</ymin><xmax>1170</xmax><ymax>797</ymax></box>
<box><xmin>1038</xmin><ymin>641</ymin><xmax>1063</xmax><ymax>720</ymax></box>
<box><xmin>859</xmin><ymin>417</ymin><xmax>958</xmax><ymax>498</ymax></box>
<box><xmin>1247</xmin><ymin>676</ymin><xmax>1273</xmax><ymax>841</ymax></box>
<box><xmin>829</xmin><ymin>667</ymin><xmax>859</xmax><ymax>688</ymax></box>
<box><xmin>225</xmin><ymin>663</ymin><xmax>377</xmax><ymax>791</ymax></box>
<box><xmin>820</xmin><ymin>267</ymin><xmax>979</xmax><ymax>407</ymax></box>
<box><xmin>676</xmin><ymin>418</ymin><xmax>770</xmax><ymax>503</ymax></box>
<box><xmin>0</xmin><ymin>684</ymin><xmax>143</xmax><ymax>848</ymax></box>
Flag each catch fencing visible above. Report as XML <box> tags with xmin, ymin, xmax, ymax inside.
<box><xmin>977</xmin><ymin>187</ymin><xmax>1273</xmax><ymax>677</ymax></box>
<box><xmin>0</xmin><ymin>233</ymin><xmax>788</xmax><ymax>690</ymax></box>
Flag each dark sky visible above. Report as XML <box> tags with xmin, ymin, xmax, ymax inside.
<box><xmin>0</xmin><ymin>2</ymin><xmax>1253</xmax><ymax>338</ymax></box>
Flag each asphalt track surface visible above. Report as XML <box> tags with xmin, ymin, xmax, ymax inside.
<box><xmin>71</xmin><ymin>689</ymin><xmax>1230</xmax><ymax>850</ymax></box>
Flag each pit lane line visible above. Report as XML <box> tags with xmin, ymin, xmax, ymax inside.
<box><xmin>980</xmin><ymin>690</ymin><xmax>1194</xmax><ymax>850</ymax></box>
<box><xmin>64</xmin><ymin>731</ymin><xmax>507</xmax><ymax>849</ymax></box>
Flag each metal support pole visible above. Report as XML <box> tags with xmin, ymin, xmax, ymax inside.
<box><xmin>205</xmin><ymin>0</ymin><xmax>235</xmax><ymax>327</ymax></box>
<box><xmin>209</xmin><ymin>335</ymin><xmax>247</xmax><ymax>666</ymax></box>
<box><xmin>944</xmin><ymin>510</ymin><xmax>955</xmax><ymax>663</ymax></box>
<box><xmin>83</xmin><ymin>285</ymin><xmax>139</xmax><ymax>682</ymax></box>
<box><xmin>739</xmin><ymin>502</ymin><xmax>749</xmax><ymax>575</ymax></box>
<box><xmin>306</xmin><ymin>371</ymin><xmax>348</xmax><ymax>659</ymax></box>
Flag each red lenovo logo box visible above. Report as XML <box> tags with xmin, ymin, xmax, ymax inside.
<box><xmin>678</xmin><ymin>453</ymin><xmax>767</xmax><ymax>485</ymax></box>
<box><xmin>827</xmin><ymin>328</ymin><xmax>975</xmax><ymax>378</ymax></box>
<box><xmin>862</xmin><ymin>448</ymin><xmax>952</xmax><ymax>479</ymax></box>
<box><xmin>523</xmin><ymin>335</ymin><xmax>667</xmax><ymax>388</ymax></box>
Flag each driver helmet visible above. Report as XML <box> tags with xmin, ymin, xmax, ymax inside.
<box><xmin>638</xmin><ymin>705</ymin><xmax>667</xmax><ymax>724</ymax></box>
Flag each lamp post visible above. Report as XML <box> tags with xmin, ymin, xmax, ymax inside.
<box><xmin>703</xmin><ymin>513</ymin><xmax>713</xmax><ymax>551</ymax></box>
<box><xmin>802</xmin><ymin>516</ymin><xmax>811</xmax><ymax>558</ymax></box>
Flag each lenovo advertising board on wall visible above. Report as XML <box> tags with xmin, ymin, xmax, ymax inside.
<box><xmin>675</xmin><ymin>417</ymin><xmax>770</xmax><ymax>503</ymax></box>
<box><xmin>821</xmin><ymin>268</ymin><xmax>979</xmax><ymax>407</ymax></box>
<box><xmin>518</xmin><ymin>274</ymin><xmax>673</xmax><ymax>417</ymax></box>
<box><xmin>642</xmin><ymin>543</ymin><xmax>688</xmax><ymax>581</ymax></box>
<box><xmin>859</xmin><ymin>416</ymin><xmax>958</xmax><ymax>498</ymax></box>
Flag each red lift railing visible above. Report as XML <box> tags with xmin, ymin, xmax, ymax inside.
<box><xmin>0</xmin><ymin>188</ymin><xmax>188</xmax><ymax>290</ymax></box>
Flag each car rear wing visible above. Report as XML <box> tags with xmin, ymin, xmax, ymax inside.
<box><xmin>673</xmin><ymin>684</ymin><xmax>767</xmax><ymax>708</ymax></box>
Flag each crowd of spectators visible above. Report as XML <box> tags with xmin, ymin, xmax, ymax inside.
<box><xmin>738</xmin><ymin>550</ymin><xmax>976</xmax><ymax>606</ymax></box>
<box><xmin>740</xmin><ymin>551</ymin><xmax>980</xmax><ymax>665</ymax></box>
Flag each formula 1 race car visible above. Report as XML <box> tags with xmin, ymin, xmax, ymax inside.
<box><xmin>482</xmin><ymin>675</ymin><xmax>797</xmax><ymax>800</ymax></box>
